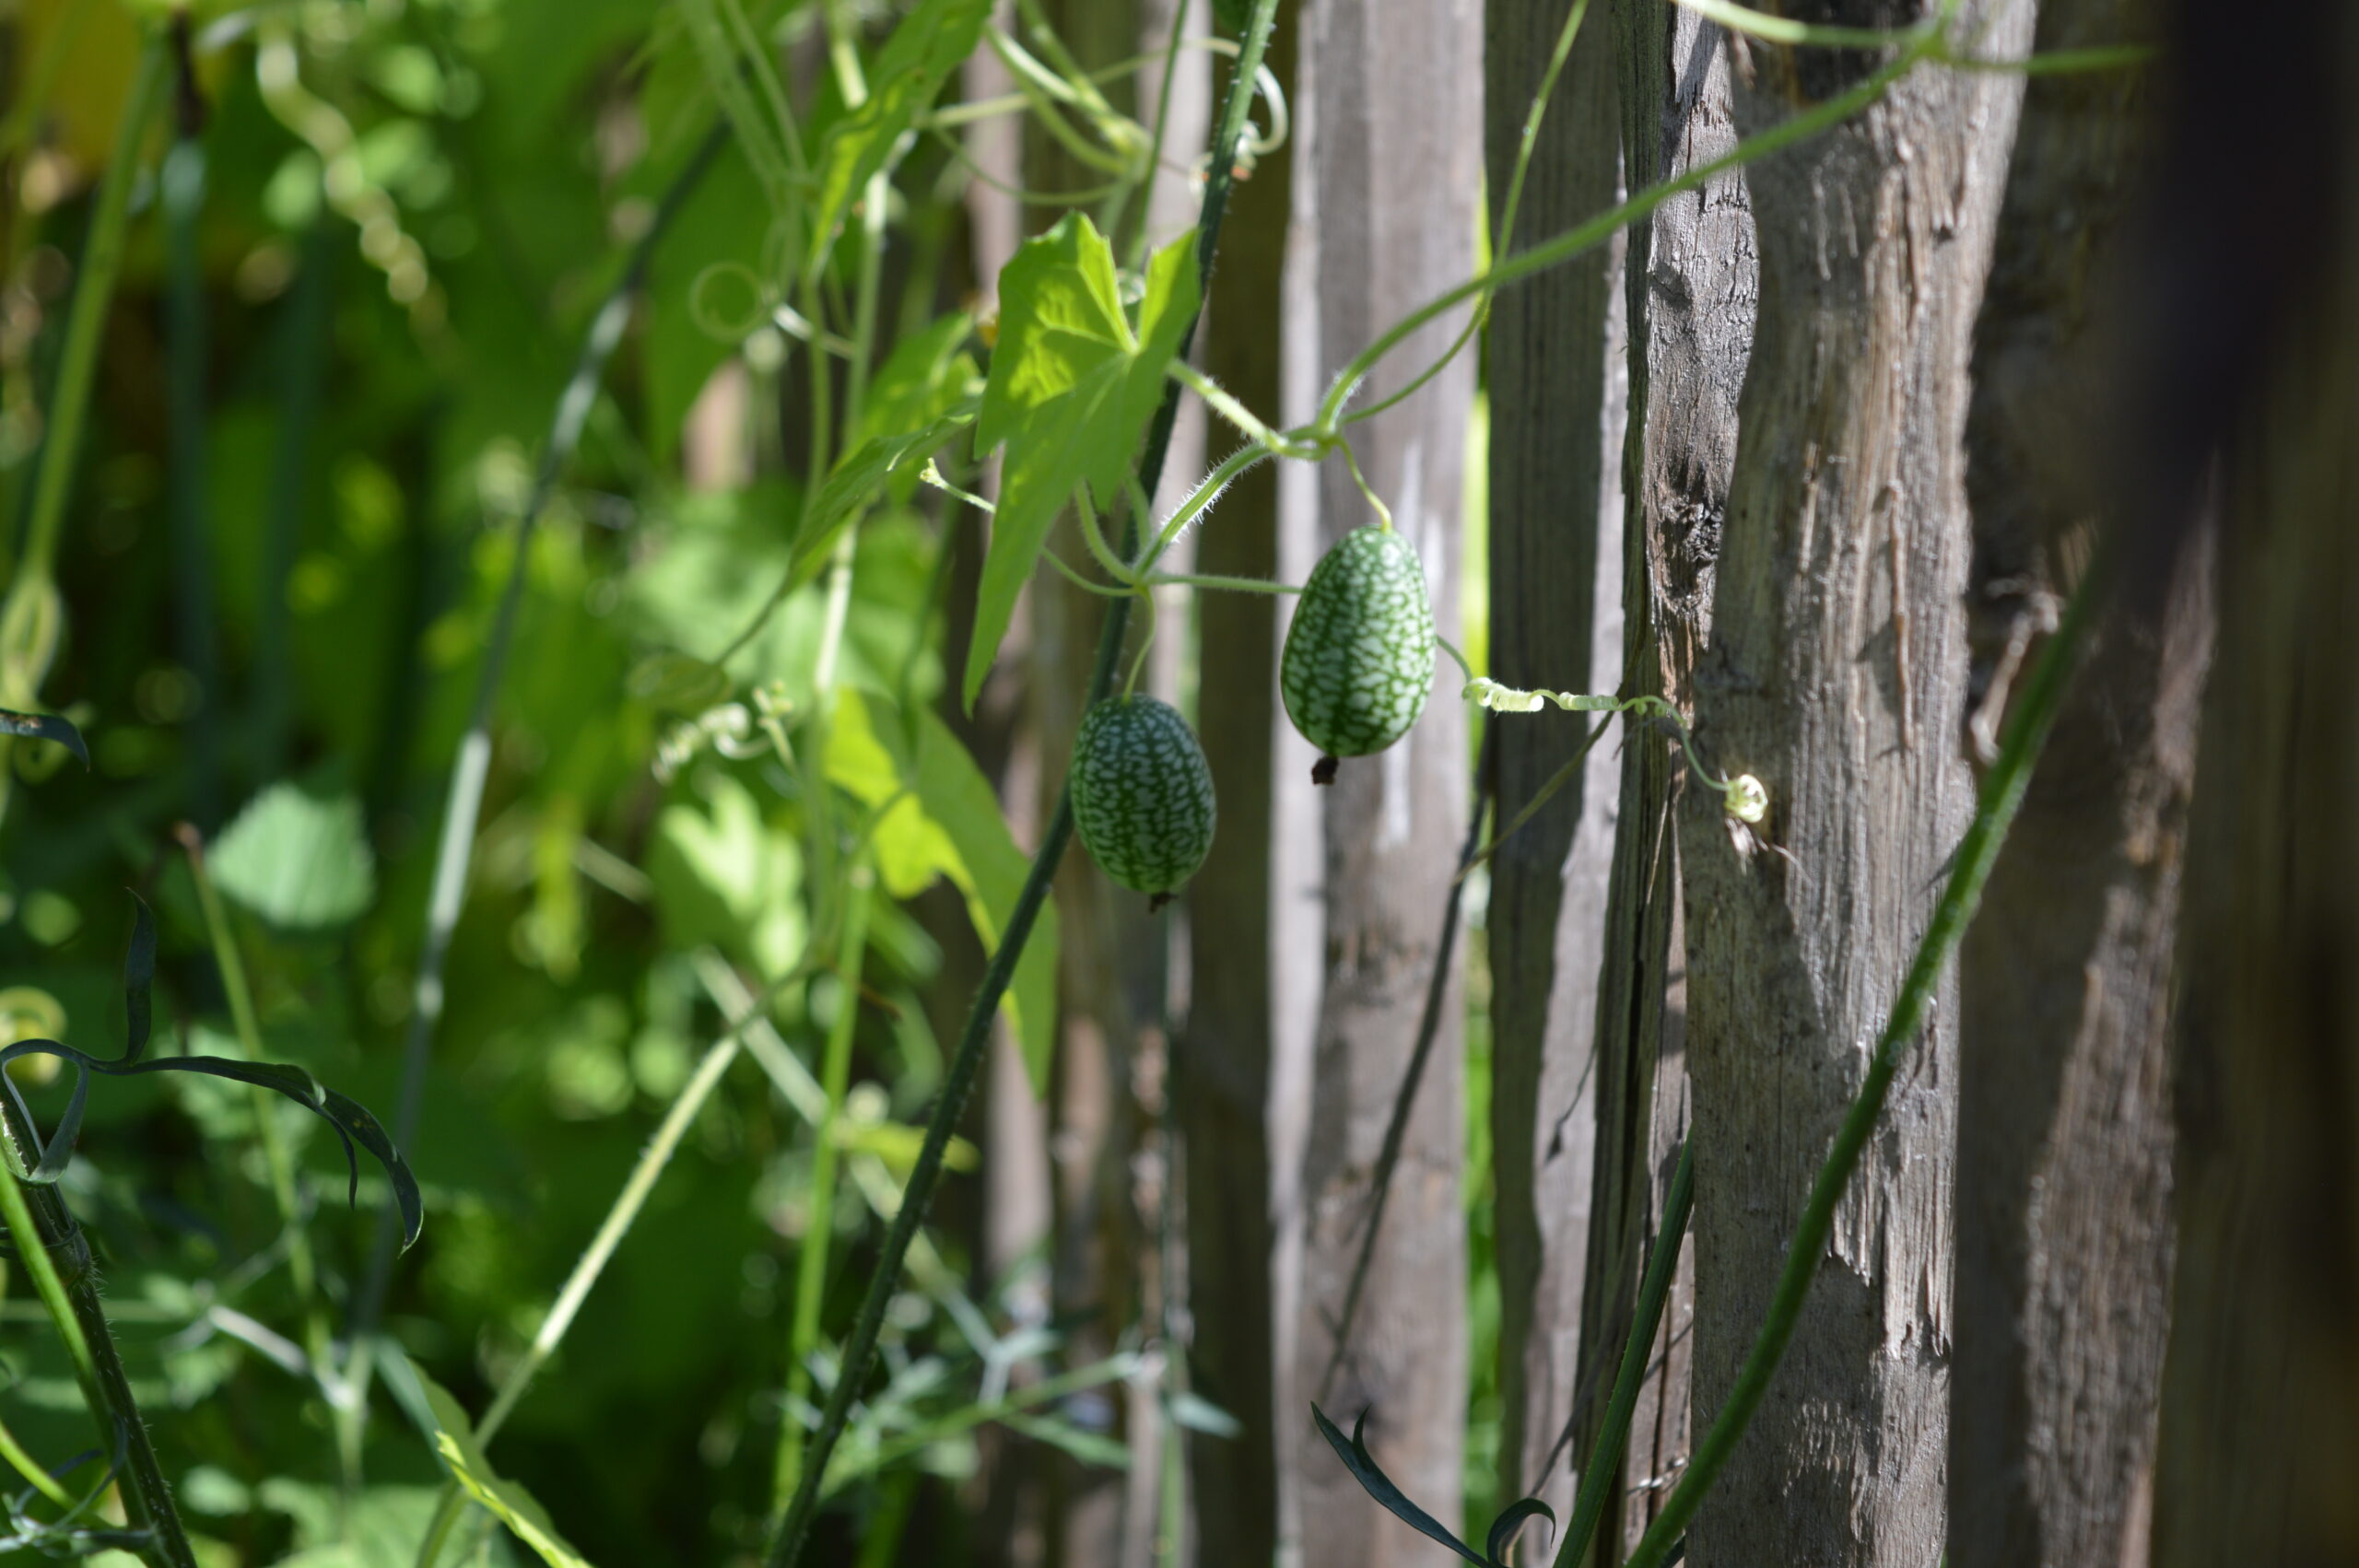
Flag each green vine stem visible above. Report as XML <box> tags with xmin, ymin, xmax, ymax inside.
<box><xmin>346</xmin><ymin>123</ymin><xmax>731</xmax><ymax>1398</ymax></box>
<box><xmin>1311</xmin><ymin>28</ymin><xmax>1944</xmax><ymax>436</ymax></box>
<box><xmin>0</xmin><ymin>1095</ymin><xmax>198</xmax><ymax>1568</ymax></box>
<box><xmin>1551</xmin><ymin>1140</ymin><xmax>1694</xmax><ymax>1568</ymax></box>
<box><xmin>177</xmin><ymin>826</ymin><xmax>343</xmax><ymax>1466</ymax></box>
<box><xmin>1620</xmin><ymin>568</ymin><xmax>2098</xmax><ymax>1568</ymax></box>
<box><xmin>774</xmin><ymin>866</ymin><xmax>875</xmax><ymax>1515</ymax></box>
<box><xmin>758</xmin><ymin>2</ymin><xmax>1285</xmax><ymax>1559</ymax></box>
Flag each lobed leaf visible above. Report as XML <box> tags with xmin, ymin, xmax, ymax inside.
<box><xmin>962</xmin><ymin>216</ymin><xmax>1199</xmax><ymax>709</ymax></box>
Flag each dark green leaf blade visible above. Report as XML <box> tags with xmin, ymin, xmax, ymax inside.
<box><xmin>0</xmin><ymin>708</ymin><xmax>88</xmax><ymax>767</ymax></box>
<box><xmin>1485</xmin><ymin>1499</ymin><xmax>1556</xmax><ymax>1567</ymax></box>
<box><xmin>1309</xmin><ymin>1403</ymin><xmax>1487</xmax><ymax>1564</ymax></box>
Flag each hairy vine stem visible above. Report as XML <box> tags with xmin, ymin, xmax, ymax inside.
<box><xmin>0</xmin><ymin>1095</ymin><xmax>197</xmax><ymax>1568</ymax></box>
<box><xmin>759</xmin><ymin>3</ymin><xmax>1285</xmax><ymax>1559</ymax></box>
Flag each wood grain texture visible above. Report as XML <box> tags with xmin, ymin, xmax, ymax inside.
<box><xmin>1948</xmin><ymin>1</ymin><xmax>2202</xmax><ymax>1562</ymax></box>
<box><xmin>1569</xmin><ymin>4</ymin><xmax>1755</xmax><ymax>1557</ymax></box>
<box><xmin>1483</xmin><ymin>0</ymin><xmax>1623</xmax><ymax>1521</ymax></box>
<box><xmin>1677</xmin><ymin>7</ymin><xmax>2030</xmax><ymax>1565</ymax></box>
<box><xmin>1282</xmin><ymin>0</ymin><xmax>1479</xmax><ymax>1558</ymax></box>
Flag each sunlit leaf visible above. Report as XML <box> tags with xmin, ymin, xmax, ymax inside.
<box><xmin>793</xmin><ymin>403</ymin><xmax>978</xmax><ymax>580</ymax></box>
<box><xmin>827</xmin><ymin>690</ymin><xmax>1060</xmax><ymax>1086</ymax></box>
<box><xmin>1168</xmin><ymin>1390</ymin><xmax>1243</xmax><ymax>1439</ymax></box>
<box><xmin>964</xmin><ymin>216</ymin><xmax>1198</xmax><ymax>708</ymax></box>
<box><xmin>854</xmin><ymin>311</ymin><xmax>980</xmax><ymax>449</ymax></box>
<box><xmin>809</xmin><ymin>0</ymin><xmax>992</xmax><ymax>260</ymax></box>
<box><xmin>210</xmin><ymin>783</ymin><xmax>377</xmax><ymax>930</ymax></box>
<box><xmin>417</xmin><ymin>1371</ymin><xmax>596</xmax><ymax>1568</ymax></box>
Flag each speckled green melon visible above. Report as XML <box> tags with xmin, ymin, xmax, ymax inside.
<box><xmin>1070</xmin><ymin>695</ymin><xmax>1217</xmax><ymax>896</ymax></box>
<box><xmin>1280</xmin><ymin>526</ymin><xmax>1437</xmax><ymax>765</ymax></box>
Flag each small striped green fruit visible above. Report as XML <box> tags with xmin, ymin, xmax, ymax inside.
<box><xmin>1070</xmin><ymin>695</ymin><xmax>1217</xmax><ymax>898</ymax></box>
<box><xmin>1281</xmin><ymin>526</ymin><xmax>1437</xmax><ymax>773</ymax></box>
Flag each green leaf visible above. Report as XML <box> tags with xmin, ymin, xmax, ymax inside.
<box><xmin>793</xmin><ymin>402</ymin><xmax>978</xmax><ymax>582</ymax></box>
<box><xmin>0</xmin><ymin>898</ymin><xmax>423</xmax><ymax>1250</ymax></box>
<box><xmin>627</xmin><ymin>650</ymin><xmax>732</xmax><ymax>711</ymax></box>
<box><xmin>854</xmin><ymin>311</ymin><xmax>980</xmax><ymax>448</ymax></box>
<box><xmin>0</xmin><ymin>707</ymin><xmax>87</xmax><ymax>767</ymax></box>
<box><xmin>809</xmin><ymin>0</ymin><xmax>992</xmax><ymax>261</ymax></box>
<box><xmin>210</xmin><ymin>783</ymin><xmax>376</xmax><ymax>930</ymax></box>
<box><xmin>964</xmin><ymin>216</ymin><xmax>1198</xmax><ymax>709</ymax></box>
<box><xmin>418</xmin><ymin>1372</ymin><xmax>596</xmax><ymax>1568</ymax></box>
<box><xmin>1001</xmin><ymin>1410</ymin><xmax>1130</xmax><ymax>1470</ymax></box>
<box><xmin>827</xmin><ymin>690</ymin><xmax>1060</xmax><ymax>1087</ymax></box>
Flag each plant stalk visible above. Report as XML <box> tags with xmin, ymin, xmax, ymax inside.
<box><xmin>1553</xmin><ymin>1140</ymin><xmax>1694</xmax><ymax>1568</ymax></box>
<box><xmin>774</xmin><ymin>867</ymin><xmax>874</xmax><ymax>1511</ymax></box>
<box><xmin>412</xmin><ymin>956</ymin><xmax>796</xmax><ymax>1568</ymax></box>
<box><xmin>177</xmin><ymin>827</ymin><xmax>342</xmax><ymax>1461</ymax></box>
<box><xmin>0</xmin><ymin>1096</ymin><xmax>198</xmax><ymax>1568</ymax></box>
<box><xmin>758</xmin><ymin>2</ymin><xmax>1285</xmax><ymax>1560</ymax></box>
<box><xmin>346</xmin><ymin>124</ymin><xmax>730</xmax><ymax>1367</ymax></box>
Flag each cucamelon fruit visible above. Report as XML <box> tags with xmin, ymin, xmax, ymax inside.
<box><xmin>1070</xmin><ymin>695</ymin><xmax>1217</xmax><ymax>900</ymax></box>
<box><xmin>1280</xmin><ymin>525</ymin><xmax>1437</xmax><ymax>779</ymax></box>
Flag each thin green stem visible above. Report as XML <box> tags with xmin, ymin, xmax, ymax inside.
<box><xmin>7</xmin><ymin>34</ymin><xmax>165</xmax><ymax>589</ymax></box>
<box><xmin>1669</xmin><ymin>0</ymin><xmax>1926</xmax><ymax>50</ymax></box>
<box><xmin>0</xmin><ymin>1097</ymin><xmax>198</xmax><ymax>1568</ymax></box>
<box><xmin>1145</xmin><ymin>571</ymin><xmax>1299</xmax><ymax>595</ymax></box>
<box><xmin>178</xmin><ymin>829</ymin><xmax>342</xmax><ymax>1459</ymax></box>
<box><xmin>1169</xmin><ymin>360</ymin><xmax>1297</xmax><ymax>452</ymax></box>
<box><xmin>1112</xmin><ymin>0</ymin><xmax>1191</xmax><ymax>265</ymax></box>
<box><xmin>988</xmin><ymin>26</ymin><xmax>1137</xmax><ymax>178</ymax></box>
<box><xmin>1074</xmin><ymin>485</ymin><xmax>1135</xmax><ymax>584</ymax></box>
<box><xmin>1134</xmin><ymin>442</ymin><xmax>1273</xmax><ymax>577</ymax></box>
<box><xmin>774</xmin><ymin>869</ymin><xmax>874</xmax><ymax>1515</ymax></box>
<box><xmin>347</xmin><ymin>122</ymin><xmax>730</xmax><ymax>1393</ymax></box>
<box><xmin>1046</xmin><ymin>548</ymin><xmax>1134</xmax><ymax>598</ymax></box>
<box><xmin>1345</xmin><ymin>0</ymin><xmax>1592</xmax><ymax>429</ymax></box>
<box><xmin>1314</xmin><ymin>33</ymin><xmax>1940</xmax><ymax>436</ymax></box>
<box><xmin>1553</xmin><ymin>1141</ymin><xmax>1694</xmax><ymax>1568</ymax></box>
<box><xmin>757</xmin><ymin>4</ymin><xmax>1284</xmax><ymax>1559</ymax></box>
<box><xmin>0</xmin><ymin>1398</ymin><xmax>75</xmax><ymax>1508</ymax></box>
<box><xmin>413</xmin><ymin>960</ymin><xmax>801</xmax><ymax>1567</ymax></box>
<box><xmin>827</xmin><ymin>1353</ymin><xmax>1135</xmax><ymax>1490</ymax></box>
<box><xmin>1621</xmin><ymin>569</ymin><xmax>2098</xmax><ymax>1568</ymax></box>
